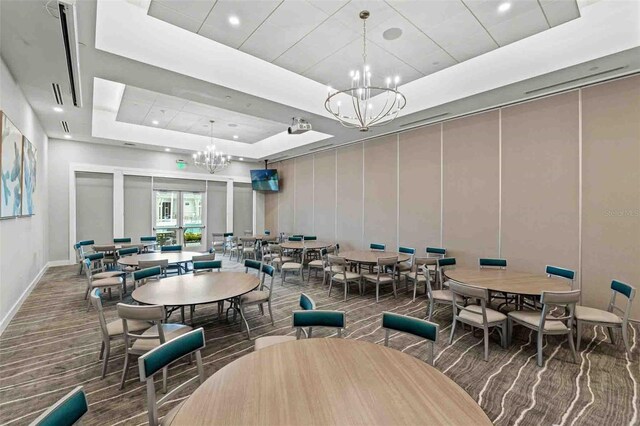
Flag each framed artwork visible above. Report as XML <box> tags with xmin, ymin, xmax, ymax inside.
<box><xmin>21</xmin><ymin>136</ymin><xmax>37</xmax><ymax>216</ymax></box>
<box><xmin>1</xmin><ymin>111</ymin><xmax>23</xmax><ymax>218</ymax></box>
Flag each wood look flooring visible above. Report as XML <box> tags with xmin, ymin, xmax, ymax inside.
<box><xmin>0</xmin><ymin>258</ymin><xmax>638</xmax><ymax>425</ymax></box>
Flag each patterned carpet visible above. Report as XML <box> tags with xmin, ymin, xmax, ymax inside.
<box><xmin>0</xmin><ymin>257</ymin><xmax>638</xmax><ymax>426</ymax></box>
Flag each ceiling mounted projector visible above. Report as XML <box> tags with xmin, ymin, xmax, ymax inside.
<box><xmin>288</xmin><ymin>117</ymin><xmax>312</xmax><ymax>135</ymax></box>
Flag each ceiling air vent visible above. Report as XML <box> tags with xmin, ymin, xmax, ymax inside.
<box><xmin>57</xmin><ymin>0</ymin><xmax>83</xmax><ymax>107</ymax></box>
<box><xmin>52</xmin><ymin>83</ymin><xmax>64</xmax><ymax>105</ymax></box>
<box><xmin>61</xmin><ymin>121</ymin><xmax>70</xmax><ymax>133</ymax></box>
<box><xmin>400</xmin><ymin>112</ymin><xmax>450</xmax><ymax>128</ymax></box>
<box><xmin>308</xmin><ymin>144</ymin><xmax>334</xmax><ymax>152</ymax></box>
<box><xmin>268</xmin><ymin>155</ymin><xmax>288</xmax><ymax>162</ymax></box>
<box><xmin>525</xmin><ymin>66</ymin><xmax>627</xmax><ymax>95</ymax></box>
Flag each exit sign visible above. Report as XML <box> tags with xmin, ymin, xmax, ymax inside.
<box><xmin>176</xmin><ymin>160</ymin><xmax>187</xmax><ymax>170</ymax></box>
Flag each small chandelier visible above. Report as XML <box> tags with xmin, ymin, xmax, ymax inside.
<box><xmin>324</xmin><ymin>10</ymin><xmax>406</xmax><ymax>132</ymax></box>
<box><xmin>193</xmin><ymin>120</ymin><xmax>231</xmax><ymax>174</ymax></box>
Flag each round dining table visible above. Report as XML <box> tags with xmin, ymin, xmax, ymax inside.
<box><xmin>169</xmin><ymin>338</ymin><xmax>491</xmax><ymax>425</ymax></box>
<box><xmin>116</xmin><ymin>251</ymin><xmax>202</xmax><ymax>268</ymax></box>
<box><xmin>340</xmin><ymin>249</ymin><xmax>410</xmax><ymax>264</ymax></box>
<box><xmin>280</xmin><ymin>240</ymin><xmax>332</xmax><ymax>250</ymax></box>
<box><xmin>444</xmin><ymin>267</ymin><xmax>572</xmax><ymax>296</ymax></box>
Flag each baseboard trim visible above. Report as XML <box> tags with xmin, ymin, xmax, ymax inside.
<box><xmin>0</xmin><ymin>263</ymin><xmax>49</xmax><ymax>336</ymax></box>
<box><xmin>48</xmin><ymin>259</ymin><xmax>75</xmax><ymax>267</ymax></box>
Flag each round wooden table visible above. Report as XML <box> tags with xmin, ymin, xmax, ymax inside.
<box><xmin>340</xmin><ymin>249</ymin><xmax>410</xmax><ymax>264</ymax></box>
<box><xmin>116</xmin><ymin>251</ymin><xmax>203</xmax><ymax>267</ymax></box>
<box><xmin>251</xmin><ymin>234</ymin><xmax>276</xmax><ymax>241</ymax></box>
<box><xmin>445</xmin><ymin>267</ymin><xmax>572</xmax><ymax>296</ymax></box>
<box><xmin>131</xmin><ymin>272</ymin><xmax>259</xmax><ymax>307</ymax></box>
<box><xmin>170</xmin><ymin>339</ymin><xmax>491</xmax><ymax>425</ymax></box>
<box><xmin>280</xmin><ymin>240</ymin><xmax>332</xmax><ymax>250</ymax></box>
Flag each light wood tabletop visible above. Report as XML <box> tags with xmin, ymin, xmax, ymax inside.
<box><xmin>170</xmin><ymin>339</ymin><xmax>491</xmax><ymax>425</ymax></box>
<box><xmin>116</xmin><ymin>251</ymin><xmax>203</xmax><ymax>267</ymax></box>
<box><xmin>445</xmin><ymin>267</ymin><xmax>572</xmax><ymax>296</ymax></box>
<box><xmin>250</xmin><ymin>234</ymin><xmax>277</xmax><ymax>240</ymax></box>
<box><xmin>131</xmin><ymin>272</ymin><xmax>259</xmax><ymax>306</ymax></box>
<box><xmin>340</xmin><ymin>249</ymin><xmax>410</xmax><ymax>264</ymax></box>
<box><xmin>280</xmin><ymin>240</ymin><xmax>332</xmax><ymax>250</ymax></box>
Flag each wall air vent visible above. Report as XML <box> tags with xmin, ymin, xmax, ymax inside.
<box><xmin>399</xmin><ymin>112</ymin><xmax>450</xmax><ymax>128</ymax></box>
<box><xmin>58</xmin><ymin>0</ymin><xmax>83</xmax><ymax>107</ymax></box>
<box><xmin>268</xmin><ymin>155</ymin><xmax>288</xmax><ymax>162</ymax></box>
<box><xmin>61</xmin><ymin>121</ymin><xmax>70</xmax><ymax>133</ymax></box>
<box><xmin>525</xmin><ymin>67</ymin><xmax>627</xmax><ymax>95</ymax></box>
<box><xmin>308</xmin><ymin>144</ymin><xmax>334</xmax><ymax>152</ymax></box>
<box><xmin>52</xmin><ymin>83</ymin><xmax>64</xmax><ymax>105</ymax></box>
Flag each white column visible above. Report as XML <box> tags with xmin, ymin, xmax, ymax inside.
<box><xmin>252</xmin><ymin>190</ymin><xmax>257</xmax><ymax>235</ymax></box>
<box><xmin>226</xmin><ymin>180</ymin><xmax>234</xmax><ymax>233</ymax></box>
<box><xmin>113</xmin><ymin>170</ymin><xmax>124</xmax><ymax>238</ymax></box>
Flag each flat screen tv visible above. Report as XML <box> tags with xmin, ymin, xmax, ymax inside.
<box><xmin>250</xmin><ymin>169</ymin><xmax>279</xmax><ymax>192</ymax></box>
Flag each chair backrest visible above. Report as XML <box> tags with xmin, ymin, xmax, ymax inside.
<box><xmin>303</xmin><ymin>235</ymin><xmax>317</xmax><ymax>241</ymax></box>
<box><xmin>437</xmin><ymin>257</ymin><xmax>456</xmax><ymax>284</ymax></box>
<box><xmin>545</xmin><ymin>265</ymin><xmax>575</xmax><ymax>282</ymax></box>
<box><xmin>539</xmin><ymin>290</ymin><xmax>581</xmax><ymax>331</ymax></box>
<box><xmin>83</xmin><ymin>258</ymin><xmax>105</xmax><ymax>282</ymax></box>
<box><xmin>260</xmin><ymin>264</ymin><xmax>275</xmax><ymax>297</ymax></box>
<box><xmin>161</xmin><ymin>244</ymin><xmax>182</xmax><ymax>252</ymax></box>
<box><xmin>133</xmin><ymin>266</ymin><xmax>163</xmax><ymax>286</ymax></box>
<box><xmin>89</xmin><ymin>289</ymin><xmax>109</xmax><ymax>342</ymax></box>
<box><xmin>140</xmin><ymin>236</ymin><xmax>156</xmax><ymax>242</ymax></box>
<box><xmin>449</xmin><ymin>281</ymin><xmax>492</xmax><ymax>324</ymax></box>
<box><xmin>264</xmin><ymin>230</ymin><xmax>271</xmax><ymax>235</ymax></box>
<box><xmin>370</xmin><ymin>243</ymin><xmax>386</xmax><ymax>251</ymax></box>
<box><xmin>93</xmin><ymin>244</ymin><xmax>116</xmax><ymax>253</ymax></box>
<box><xmin>79</xmin><ymin>239</ymin><xmax>95</xmax><ymax>247</ymax></box>
<box><xmin>193</xmin><ymin>253</ymin><xmax>215</xmax><ymax>262</ymax></box>
<box><xmin>138</xmin><ymin>259</ymin><xmax>168</xmax><ymax>272</ymax></box>
<box><xmin>84</xmin><ymin>252</ymin><xmax>104</xmax><ymax>262</ymax></box>
<box><xmin>138</xmin><ymin>329</ymin><xmax>206</xmax><ymax>426</ymax></box>
<box><xmin>113</xmin><ymin>237</ymin><xmax>132</xmax><ymax>243</ymax></box>
<box><xmin>288</xmin><ymin>236</ymin><xmax>302</xmax><ymax>242</ymax></box>
<box><xmin>377</xmin><ymin>256</ymin><xmax>398</xmax><ymax>277</ymax></box>
<box><xmin>479</xmin><ymin>258</ymin><xmax>507</xmax><ymax>269</ymax></box>
<box><xmin>73</xmin><ymin>243</ymin><xmax>82</xmax><ymax>261</ymax></box>
<box><xmin>609</xmin><ymin>280</ymin><xmax>636</xmax><ymax>324</ymax></box>
<box><xmin>327</xmin><ymin>255</ymin><xmax>347</xmax><ymax>279</ymax></box>
<box><xmin>245</xmin><ymin>259</ymin><xmax>262</xmax><ymax>274</ymax></box>
<box><xmin>292</xmin><ymin>310</ymin><xmax>346</xmax><ymax>338</ymax></box>
<box><xmin>381</xmin><ymin>312</ymin><xmax>439</xmax><ymax>365</ymax></box>
<box><xmin>117</xmin><ymin>303</ymin><xmax>165</xmax><ymax>353</ymax></box>
<box><xmin>299</xmin><ymin>293</ymin><xmax>316</xmax><ymax>310</ymax></box>
<box><xmin>411</xmin><ymin>257</ymin><xmax>434</xmax><ymax>280</ymax></box>
<box><xmin>29</xmin><ymin>386</ymin><xmax>88</xmax><ymax>426</ymax></box>
<box><xmin>117</xmin><ymin>247</ymin><xmax>139</xmax><ymax>258</ymax></box>
<box><xmin>426</xmin><ymin>247</ymin><xmax>446</xmax><ymax>258</ymax></box>
<box><xmin>223</xmin><ymin>232</ymin><xmax>234</xmax><ymax>238</ymax></box>
<box><xmin>398</xmin><ymin>246</ymin><xmax>415</xmax><ymax>264</ymax></box>
<box><xmin>193</xmin><ymin>260</ymin><xmax>222</xmax><ymax>273</ymax></box>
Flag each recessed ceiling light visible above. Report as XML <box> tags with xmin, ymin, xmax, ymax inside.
<box><xmin>152</xmin><ymin>120</ymin><xmax>159</xmax><ymax>125</ymax></box>
<box><xmin>233</xmin><ymin>135</ymin><xmax>238</xmax><ymax>139</ymax></box>
<box><xmin>64</xmin><ymin>134</ymin><xmax>72</xmax><ymax>139</ymax></box>
<box><xmin>498</xmin><ymin>2</ymin><xmax>511</xmax><ymax>13</ymax></box>
<box><xmin>229</xmin><ymin>16</ymin><xmax>240</xmax><ymax>26</ymax></box>
<box><xmin>53</xmin><ymin>107</ymin><xmax>63</xmax><ymax>113</ymax></box>
<box><xmin>165</xmin><ymin>148</ymin><xmax>171</xmax><ymax>152</ymax></box>
<box><xmin>382</xmin><ymin>27</ymin><xmax>402</xmax><ymax>41</ymax></box>
<box><xmin>239</xmin><ymin>157</ymin><xmax>244</xmax><ymax>161</ymax></box>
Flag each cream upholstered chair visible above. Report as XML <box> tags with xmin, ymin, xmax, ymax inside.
<box><xmin>479</xmin><ymin>258</ymin><xmax>514</xmax><ymax>310</ymax></box>
<box><xmin>254</xmin><ymin>293</ymin><xmax>316</xmax><ymax>351</ymax></box>
<box><xmin>269</xmin><ymin>244</ymin><xmax>294</xmax><ymax>271</ymax></box>
<box><xmin>306</xmin><ymin>247</ymin><xmax>328</xmax><ymax>283</ymax></box>
<box><xmin>238</xmin><ymin>263</ymin><xmax>276</xmax><ymax>339</ymax></box>
<box><xmin>241</xmin><ymin>237</ymin><xmax>257</xmax><ymax>260</ymax></box>
<box><xmin>93</xmin><ymin>244</ymin><xmax>117</xmax><ymax>269</ymax></box>
<box><xmin>546</xmin><ymin>265</ymin><xmax>576</xmax><ymax>287</ymax></box>
<box><xmin>449</xmin><ymin>280</ymin><xmax>508</xmax><ymax>361</ymax></box>
<box><xmin>508</xmin><ymin>290</ymin><xmax>580</xmax><ymax>367</ymax></box>
<box><xmin>211</xmin><ymin>232</ymin><xmax>225</xmax><ymax>254</ymax></box>
<box><xmin>83</xmin><ymin>258</ymin><xmax>125</xmax><ymax>306</ymax></box>
<box><xmin>138</xmin><ymin>328</ymin><xmax>206</xmax><ymax>426</ymax></box>
<box><xmin>138</xmin><ymin>260</ymin><xmax>168</xmax><ymax>279</ymax></box>
<box><xmin>381</xmin><ymin>312</ymin><xmax>439</xmax><ymax>365</ymax></box>
<box><xmin>228</xmin><ymin>236</ymin><xmax>242</xmax><ymax>262</ymax></box>
<box><xmin>437</xmin><ymin>257</ymin><xmax>457</xmax><ymax>289</ymax></box>
<box><xmin>362</xmin><ymin>256</ymin><xmax>398</xmax><ymax>302</ymax></box>
<box><xmin>74</xmin><ymin>240</ymin><xmax>95</xmax><ymax>274</ymax></box>
<box><xmin>113</xmin><ymin>237</ymin><xmax>132</xmax><ymax>243</ymax></box>
<box><xmin>30</xmin><ymin>386</ymin><xmax>88</xmax><ymax>426</ymax></box>
<box><xmin>117</xmin><ymin>303</ymin><xmax>192</xmax><ymax>389</ymax></box>
<box><xmin>90</xmin><ymin>289</ymin><xmax>150</xmax><ymax>379</ymax></box>
<box><xmin>281</xmin><ymin>248</ymin><xmax>306</xmax><ymax>285</ymax></box>
<box><xmin>396</xmin><ymin>246</ymin><xmax>415</xmax><ymax>277</ymax></box>
<box><xmin>575</xmin><ymin>280</ymin><xmax>635</xmax><ymax>357</ymax></box>
<box><xmin>403</xmin><ymin>257</ymin><xmax>433</xmax><ymax>302</ymax></box>
<box><xmin>422</xmin><ymin>265</ymin><xmax>463</xmax><ymax>321</ymax></box>
<box><xmin>327</xmin><ymin>255</ymin><xmax>362</xmax><ymax>301</ymax></box>
<box><xmin>84</xmin><ymin>252</ymin><xmax>126</xmax><ymax>280</ymax></box>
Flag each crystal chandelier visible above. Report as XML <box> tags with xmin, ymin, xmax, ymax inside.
<box><xmin>324</xmin><ymin>10</ymin><xmax>406</xmax><ymax>132</ymax></box>
<box><xmin>193</xmin><ymin>120</ymin><xmax>231</xmax><ymax>174</ymax></box>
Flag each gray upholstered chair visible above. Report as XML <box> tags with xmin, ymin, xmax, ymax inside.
<box><xmin>403</xmin><ymin>257</ymin><xmax>434</xmax><ymax>302</ymax></box>
<box><xmin>362</xmin><ymin>256</ymin><xmax>398</xmax><ymax>302</ymax></box>
<box><xmin>117</xmin><ymin>303</ymin><xmax>192</xmax><ymax>389</ymax></box>
<box><xmin>437</xmin><ymin>257</ymin><xmax>457</xmax><ymax>289</ymax></box>
<box><xmin>269</xmin><ymin>244</ymin><xmax>294</xmax><ymax>272</ymax></box>
<box><xmin>211</xmin><ymin>232</ymin><xmax>225</xmax><ymax>254</ymax></box>
<box><xmin>138</xmin><ymin>328</ymin><xmax>206</xmax><ymax>426</ymax></box>
<box><xmin>140</xmin><ymin>235</ymin><xmax>157</xmax><ymax>252</ymax></box>
<box><xmin>228</xmin><ymin>236</ymin><xmax>242</xmax><ymax>261</ymax></box>
<box><xmin>281</xmin><ymin>248</ymin><xmax>306</xmax><ymax>285</ymax></box>
<box><xmin>240</xmin><ymin>237</ymin><xmax>257</xmax><ymax>260</ymax></box>
<box><xmin>254</xmin><ymin>293</ymin><xmax>316</xmax><ymax>351</ymax></box>
<box><xmin>92</xmin><ymin>244</ymin><xmax>117</xmax><ymax>269</ymax></box>
<box><xmin>509</xmin><ymin>290</ymin><xmax>580</xmax><ymax>367</ymax></box>
<box><xmin>83</xmin><ymin>258</ymin><xmax>125</xmax><ymax>306</ymax></box>
<box><xmin>306</xmin><ymin>247</ymin><xmax>328</xmax><ymax>283</ymax></box>
<box><xmin>238</xmin><ymin>263</ymin><xmax>276</xmax><ymax>339</ymax></box>
<box><xmin>396</xmin><ymin>246</ymin><xmax>416</xmax><ymax>277</ymax></box>
<box><xmin>90</xmin><ymin>288</ymin><xmax>151</xmax><ymax>378</ymax></box>
<box><xmin>575</xmin><ymin>280</ymin><xmax>635</xmax><ymax>357</ymax></box>
<box><xmin>370</xmin><ymin>243</ymin><xmax>386</xmax><ymax>251</ymax></box>
<box><xmin>422</xmin><ymin>265</ymin><xmax>463</xmax><ymax>321</ymax></box>
<box><xmin>546</xmin><ymin>265</ymin><xmax>576</xmax><ymax>288</ymax></box>
<box><xmin>327</xmin><ymin>255</ymin><xmax>361</xmax><ymax>301</ymax></box>
<box><xmin>29</xmin><ymin>386</ymin><xmax>88</xmax><ymax>426</ymax></box>
<box><xmin>381</xmin><ymin>312</ymin><xmax>439</xmax><ymax>365</ymax></box>
<box><xmin>449</xmin><ymin>280</ymin><xmax>508</xmax><ymax>361</ymax></box>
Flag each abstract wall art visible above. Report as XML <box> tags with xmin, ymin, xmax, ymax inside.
<box><xmin>1</xmin><ymin>111</ymin><xmax>23</xmax><ymax>218</ymax></box>
<box><xmin>21</xmin><ymin>137</ymin><xmax>37</xmax><ymax>216</ymax></box>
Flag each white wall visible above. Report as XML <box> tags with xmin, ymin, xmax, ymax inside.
<box><xmin>47</xmin><ymin>138</ymin><xmax>261</xmax><ymax>261</ymax></box>
<box><xmin>0</xmin><ymin>58</ymin><xmax>49</xmax><ymax>333</ymax></box>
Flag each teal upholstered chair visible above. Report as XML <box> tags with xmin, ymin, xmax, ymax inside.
<box><xmin>421</xmin><ymin>264</ymin><xmax>463</xmax><ymax>321</ymax></box>
<box><xmin>83</xmin><ymin>252</ymin><xmax>126</xmax><ymax>281</ymax></box>
<box><xmin>306</xmin><ymin>247</ymin><xmax>328</xmax><ymax>283</ymax></box>
<box><xmin>292</xmin><ymin>310</ymin><xmax>346</xmax><ymax>338</ymax></box>
<box><xmin>244</xmin><ymin>259</ymin><xmax>262</xmax><ymax>274</ymax></box>
<box><xmin>113</xmin><ymin>237</ymin><xmax>132</xmax><ymax>243</ymax></box>
<box><xmin>116</xmin><ymin>247</ymin><xmax>139</xmax><ymax>275</ymax></box>
<box><xmin>193</xmin><ymin>260</ymin><xmax>222</xmax><ymax>273</ymax></box>
<box><xmin>264</xmin><ymin>230</ymin><xmax>271</xmax><ymax>235</ymax></box>
<box><xmin>436</xmin><ymin>257</ymin><xmax>457</xmax><ymax>289</ymax></box>
<box><xmin>397</xmin><ymin>246</ymin><xmax>415</xmax><ymax>274</ymax></box>
<box><xmin>479</xmin><ymin>258</ymin><xmax>507</xmax><ymax>269</ymax></box>
<box><xmin>75</xmin><ymin>240</ymin><xmax>95</xmax><ymax>274</ymax></box>
<box><xmin>370</xmin><ymin>243</ymin><xmax>386</xmax><ymax>251</ymax></box>
<box><xmin>508</xmin><ymin>290</ymin><xmax>580</xmax><ymax>367</ymax></box>
<box><xmin>545</xmin><ymin>265</ymin><xmax>575</xmax><ymax>287</ymax></box>
<box><xmin>381</xmin><ymin>312</ymin><xmax>439</xmax><ymax>365</ymax></box>
<box><xmin>161</xmin><ymin>244</ymin><xmax>182</xmax><ymax>252</ymax></box>
<box><xmin>403</xmin><ymin>257</ymin><xmax>435</xmax><ymax>302</ymax></box>
<box><xmin>327</xmin><ymin>255</ymin><xmax>361</xmax><ymax>301</ymax></box>
<box><xmin>83</xmin><ymin>258</ymin><xmax>125</xmax><ymax>306</ymax></box>
<box><xmin>133</xmin><ymin>266</ymin><xmax>163</xmax><ymax>289</ymax></box>
<box><xmin>575</xmin><ymin>280</ymin><xmax>636</xmax><ymax>357</ymax></box>
<box><xmin>238</xmin><ymin>263</ymin><xmax>276</xmax><ymax>339</ymax></box>
<box><xmin>303</xmin><ymin>235</ymin><xmax>317</xmax><ymax>241</ymax></box>
<box><xmin>138</xmin><ymin>328</ymin><xmax>205</xmax><ymax>426</ymax></box>
<box><xmin>426</xmin><ymin>247</ymin><xmax>446</xmax><ymax>258</ymax></box>
<box><xmin>140</xmin><ymin>235</ymin><xmax>157</xmax><ymax>252</ymax></box>
<box><xmin>288</xmin><ymin>236</ymin><xmax>302</xmax><ymax>242</ymax></box>
<box><xmin>253</xmin><ymin>293</ymin><xmax>316</xmax><ymax>351</ymax></box>
<box><xmin>281</xmin><ymin>249</ymin><xmax>306</xmax><ymax>285</ymax></box>
<box><xmin>29</xmin><ymin>386</ymin><xmax>88</xmax><ymax>426</ymax></box>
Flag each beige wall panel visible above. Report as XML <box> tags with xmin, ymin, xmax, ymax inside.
<box><xmin>277</xmin><ymin>159</ymin><xmax>294</xmax><ymax>234</ymax></box>
<box><xmin>294</xmin><ymin>155</ymin><xmax>314</xmax><ymax>235</ymax></box>
<box><xmin>364</xmin><ymin>136</ymin><xmax>398</xmax><ymax>251</ymax></box>
<box><xmin>398</xmin><ymin>124</ymin><xmax>441</xmax><ymax>253</ymax></box>
<box><xmin>582</xmin><ymin>75</ymin><xmax>640</xmax><ymax>319</ymax></box>
<box><xmin>501</xmin><ymin>91</ymin><xmax>580</xmax><ymax>276</ymax></box>
<box><xmin>313</xmin><ymin>150</ymin><xmax>337</xmax><ymax>242</ymax></box>
<box><xmin>443</xmin><ymin>111</ymin><xmax>500</xmax><ymax>266</ymax></box>
<box><xmin>264</xmin><ymin>192</ymin><xmax>278</xmax><ymax>236</ymax></box>
<box><xmin>337</xmin><ymin>143</ymin><xmax>364</xmax><ymax>250</ymax></box>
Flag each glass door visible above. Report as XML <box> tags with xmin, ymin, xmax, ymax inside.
<box><xmin>153</xmin><ymin>191</ymin><xmax>206</xmax><ymax>251</ymax></box>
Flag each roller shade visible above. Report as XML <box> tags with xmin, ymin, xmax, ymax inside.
<box><xmin>152</xmin><ymin>177</ymin><xmax>206</xmax><ymax>192</ymax></box>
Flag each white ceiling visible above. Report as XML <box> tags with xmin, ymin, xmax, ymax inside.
<box><xmin>116</xmin><ymin>85</ymin><xmax>286</xmax><ymax>143</ymax></box>
<box><xmin>148</xmin><ymin>0</ymin><xmax>580</xmax><ymax>87</ymax></box>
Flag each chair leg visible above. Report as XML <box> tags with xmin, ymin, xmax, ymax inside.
<box><xmin>500</xmin><ymin>321</ymin><xmax>508</xmax><ymax>348</ymax></box>
<box><xmin>622</xmin><ymin>324</ymin><xmax>632</xmax><ymax>358</ymax></box>
<box><xmin>392</xmin><ymin>279</ymin><xmax>397</xmax><ymax>299</ymax></box>
<box><xmin>448</xmin><ymin>319</ymin><xmax>457</xmax><ymax>345</ymax></box>
<box><xmin>239</xmin><ymin>304</ymin><xmax>251</xmax><ymax>339</ymax></box>
<box><xmin>328</xmin><ymin>278</ymin><xmax>333</xmax><ymax>297</ymax></box>
<box><xmin>375</xmin><ymin>282</ymin><xmax>379</xmax><ymax>303</ymax></box>
<box><xmin>101</xmin><ymin>343</ymin><xmax>110</xmax><ymax>379</ymax></box>
<box><xmin>483</xmin><ymin>326</ymin><xmax>489</xmax><ymax>361</ymax></box>
<box><xmin>507</xmin><ymin>318</ymin><xmax>513</xmax><ymax>345</ymax></box>
<box><xmin>567</xmin><ymin>330</ymin><xmax>578</xmax><ymax>363</ymax></box>
<box><xmin>162</xmin><ymin>367</ymin><xmax>168</xmax><ymax>394</ymax></box>
<box><xmin>99</xmin><ymin>341</ymin><xmax>105</xmax><ymax>360</ymax></box>
<box><xmin>428</xmin><ymin>298</ymin><xmax>434</xmax><ymax>321</ymax></box>
<box><xmin>412</xmin><ymin>280</ymin><xmax>417</xmax><ymax>302</ymax></box>
<box><xmin>606</xmin><ymin>326</ymin><xmax>615</xmax><ymax>344</ymax></box>
<box><xmin>343</xmin><ymin>280</ymin><xmax>347</xmax><ymax>301</ymax></box>
<box><xmin>536</xmin><ymin>332</ymin><xmax>544</xmax><ymax>367</ymax></box>
<box><xmin>120</xmin><ymin>351</ymin><xmax>130</xmax><ymax>389</ymax></box>
<box><xmin>576</xmin><ymin>320</ymin><xmax>582</xmax><ymax>352</ymax></box>
<box><xmin>268</xmin><ymin>300</ymin><xmax>274</xmax><ymax>326</ymax></box>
